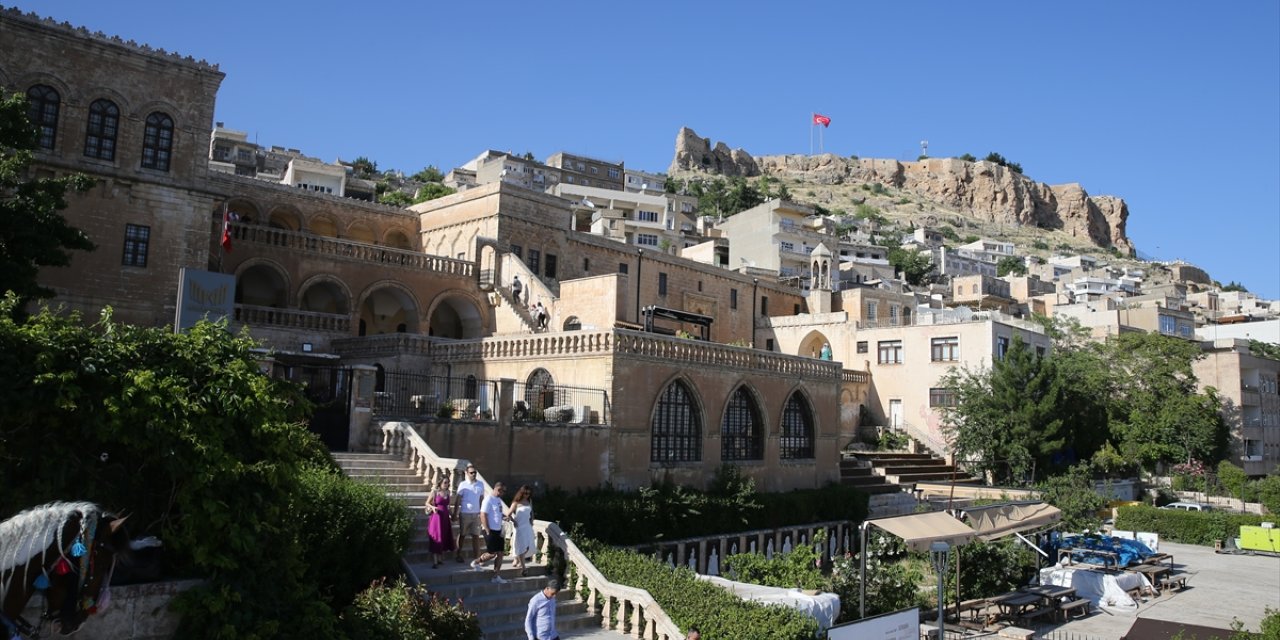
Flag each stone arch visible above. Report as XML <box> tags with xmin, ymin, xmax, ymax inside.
<box><xmin>234</xmin><ymin>259</ymin><xmax>291</xmax><ymax>308</ymax></box>
<box><xmin>15</xmin><ymin>72</ymin><xmax>72</xmax><ymax>104</ymax></box>
<box><xmin>384</xmin><ymin>228</ymin><xmax>413</xmax><ymax>250</ymax></box>
<box><xmin>478</xmin><ymin>243</ymin><xmax>497</xmax><ymax>290</ymax></box>
<box><xmin>225</xmin><ymin>197</ymin><xmax>263</xmax><ymax>226</ymax></box>
<box><xmin>524</xmin><ymin>368</ymin><xmax>556</xmax><ymax>410</ymax></box>
<box><xmin>346</xmin><ymin>220</ymin><xmax>376</xmax><ymax>245</ymax></box>
<box><xmin>309</xmin><ymin>214</ymin><xmax>339</xmax><ymax>238</ymax></box>
<box><xmin>297</xmin><ymin>274</ymin><xmax>352</xmax><ymax>315</ymax></box>
<box><xmin>562</xmin><ymin>316</ymin><xmax>582</xmax><ymax>331</ymax></box>
<box><xmin>798</xmin><ymin>329</ymin><xmax>832</xmax><ymax>359</ymax></box>
<box><xmin>778</xmin><ymin>387</ymin><xmax>817</xmax><ymax>459</ymax></box>
<box><xmin>649</xmin><ymin>375</ymin><xmax>704</xmax><ymax>463</ymax></box>
<box><xmin>425</xmin><ymin>290</ymin><xmax>485</xmax><ymax>339</ymax></box>
<box><xmin>130</xmin><ymin>98</ymin><xmax>182</xmax><ymax>123</ymax></box>
<box><xmin>268</xmin><ymin>205</ymin><xmax>302</xmax><ymax>231</ymax></box>
<box><xmin>720</xmin><ymin>382</ymin><xmax>765</xmax><ymax>462</ymax></box>
<box><xmin>356</xmin><ymin>281</ymin><xmax>422</xmax><ymax>336</ymax></box>
<box><xmin>80</xmin><ymin>86</ymin><xmax>133</xmax><ymax>120</ymax></box>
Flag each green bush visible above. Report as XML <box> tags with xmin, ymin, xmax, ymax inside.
<box><xmin>581</xmin><ymin>540</ymin><xmax>820</xmax><ymax>639</ymax></box>
<box><xmin>294</xmin><ymin>465</ymin><xmax>413</xmax><ymax>610</ymax></box>
<box><xmin>1114</xmin><ymin>505</ymin><xmax>1277</xmax><ymax>545</ymax></box>
<box><xmin>945</xmin><ymin>540</ymin><xmax>1036</xmax><ymax>600</ymax></box>
<box><xmin>538</xmin><ymin>480</ymin><xmax>867</xmax><ymax>546</ymax></box>
<box><xmin>341</xmin><ymin>578</ymin><xmax>481</xmax><ymax>640</ymax></box>
<box><xmin>1032</xmin><ymin>240</ymin><xmax>1049</xmax><ymax>250</ymax></box>
<box><xmin>829</xmin><ymin>550</ymin><xmax>923</xmax><ymax>621</ymax></box>
<box><xmin>723</xmin><ymin>531</ymin><xmax>825</xmax><ymax>590</ymax></box>
<box><xmin>1255</xmin><ymin>475</ymin><xmax>1280</xmax><ymax>514</ymax></box>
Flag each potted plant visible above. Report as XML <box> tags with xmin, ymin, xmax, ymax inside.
<box><xmin>436</xmin><ymin>400</ymin><xmax>455</xmax><ymax>420</ymax></box>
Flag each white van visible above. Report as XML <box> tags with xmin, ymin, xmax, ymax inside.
<box><xmin>1160</xmin><ymin>502</ymin><xmax>1214</xmax><ymax>512</ymax></box>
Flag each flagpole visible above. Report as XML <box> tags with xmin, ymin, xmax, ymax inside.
<box><xmin>809</xmin><ymin>115</ymin><xmax>814</xmax><ymax>156</ymax></box>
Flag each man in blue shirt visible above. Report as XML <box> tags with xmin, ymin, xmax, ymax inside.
<box><xmin>525</xmin><ymin>579</ymin><xmax>560</xmax><ymax>640</ymax></box>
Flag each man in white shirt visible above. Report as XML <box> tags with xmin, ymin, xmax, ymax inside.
<box><xmin>471</xmin><ymin>482</ymin><xmax>508</xmax><ymax>582</ymax></box>
<box><xmin>454</xmin><ymin>464</ymin><xmax>484</xmax><ymax>563</ymax></box>
<box><xmin>525</xmin><ymin>579</ymin><xmax>560</xmax><ymax>640</ymax></box>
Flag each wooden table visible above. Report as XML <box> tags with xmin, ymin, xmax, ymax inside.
<box><xmin>1058</xmin><ymin>547</ymin><xmax>1121</xmax><ymax>570</ymax></box>
<box><xmin>989</xmin><ymin>592</ymin><xmax>1041</xmax><ymax>616</ymax></box>
<box><xmin>1127</xmin><ymin>563</ymin><xmax>1171</xmax><ymax>592</ymax></box>
<box><xmin>1019</xmin><ymin>584</ymin><xmax>1076</xmax><ymax>601</ymax></box>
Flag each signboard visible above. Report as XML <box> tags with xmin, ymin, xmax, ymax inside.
<box><xmin>174</xmin><ymin>268</ymin><xmax>235</xmax><ymax>331</ymax></box>
<box><xmin>827</xmin><ymin>607</ymin><xmax>918</xmax><ymax>640</ymax></box>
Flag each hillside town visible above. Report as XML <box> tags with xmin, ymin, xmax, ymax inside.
<box><xmin>1</xmin><ymin>6</ymin><xmax>1278</xmax><ymax>640</ymax></box>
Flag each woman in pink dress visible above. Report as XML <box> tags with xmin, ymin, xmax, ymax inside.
<box><xmin>427</xmin><ymin>477</ymin><xmax>455</xmax><ymax>568</ymax></box>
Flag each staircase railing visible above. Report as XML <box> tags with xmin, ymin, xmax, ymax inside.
<box><xmin>533</xmin><ymin>520</ymin><xmax>685</xmax><ymax>640</ymax></box>
<box><xmin>895</xmin><ymin>420</ymin><xmax>950</xmax><ymax>459</ymax></box>
<box><xmin>375</xmin><ymin>421</ymin><xmax>685</xmax><ymax>639</ymax></box>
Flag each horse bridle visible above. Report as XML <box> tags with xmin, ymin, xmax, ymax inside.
<box><xmin>0</xmin><ymin>518</ymin><xmax>113</xmax><ymax>639</ymax></box>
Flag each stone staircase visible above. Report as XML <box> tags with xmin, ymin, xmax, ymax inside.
<box><xmin>333</xmin><ymin>452</ymin><xmax>603</xmax><ymax>639</ymax></box>
<box><xmin>846</xmin><ymin>451</ymin><xmax>984</xmax><ymax>488</ymax></box>
<box><xmin>494</xmin><ymin>285</ymin><xmax>539</xmax><ymax>334</ymax></box>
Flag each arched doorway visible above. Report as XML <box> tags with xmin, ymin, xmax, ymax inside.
<box><xmin>780</xmin><ymin>391</ymin><xmax>815</xmax><ymax>459</ymax></box>
<box><xmin>235</xmin><ymin>263</ymin><xmax>289</xmax><ymax>307</ymax></box>
<box><xmin>651</xmin><ymin>379</ymin><xmax>702</xmax><ymax>463</ymax></box>
<box><xmin>798</xmin><ymin>330</ymin><xmax>832</xmax><ymax>360</ymax></box>
<box><xmin>358</xmin><ymin>285</ymin><xmax>420</xmax><ymax>336</ymax></box>
<box><xmin>427</xmin><ymin>293</ymin><xmax>484</xmax><ymax>339</ymax></box>
<box><xmin>299</xmin><ymin>277</ymin><xmax>350</xmax><ymax>315</ymax></box>
<box><xmin>721</xmin><ymin>385</ymin><xmax>764</xmax><ymax>461</ymax></box>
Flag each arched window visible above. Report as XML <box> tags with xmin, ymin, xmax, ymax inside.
<box><xmin>780</xmin><ymin>392</ymin><xmax>815</xmax><ymax>459</ymax></box>
<box><xmin>26</xmin><ymin>85</ymin><xmax>60</xmax><ymax>150</ymax></box>
<box><xmin>83</xmin><ymin>99</ymin><xmax>119</xmax><ymax>160</ymax></box>
<box><xmin>721</xmin><ymin>386</ymin><xmax>763</xmax><ymax>461</ymax></box>
<box><xmin>525</xmin><ymin>368</ymin><xmax>555</xmax><ymax>410</ymax></box>
<box><xmin>651</xmin><ymin>380</ymin><xmax>701</xmax><ymax>462</ymax></box>
<box><xmin>141</xmin><ymin>111</ymin><xmax>174</xmax><ymax>171</ymax></box>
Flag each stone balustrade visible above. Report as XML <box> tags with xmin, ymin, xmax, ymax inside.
<box><xmin>234</xmin><ymin>304</ymin><xmax>350</xmax><ymax>333</ymax></box>
<box><xmin>614</xmin><ymin>329</ymin><xmax>842</xmax><ymax>379</ymax></box>
<box><xmin>433</xmin><ymin>331</ymin><xmax>615</xmax><ymax>362</ymax></box>
<box><xmin>842</xmin><ymin>369</ymin><xmax>870</xmax><ymax>384</ymax></box>
<box><xmin>232</xmin><ymin>223</ymin><xmax>473</xmax><ymax>277</ymax></box>
<box><xmin>535</xmin><ymin>520</ymin><xmax>686</xmax><ymax>640</ymax></box>
<box><xmin>375</xmin><ymin>421</ymin><xmax>685</xmax><ymax>639</ymax></box>
<box><xmin>333</xmin><ymin>333</ymin><xmax>436</xmax><ymax>359</ymax></box>
<box><xmin>631</xmin><ymin>520</ymin><xmax>856</xmax><ymax>576</ymax></box>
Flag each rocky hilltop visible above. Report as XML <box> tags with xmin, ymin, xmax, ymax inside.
<box><xmin>669</xmin><ymin>127</ymin><xmax>1133</xmax><ymax>254</ymax></box>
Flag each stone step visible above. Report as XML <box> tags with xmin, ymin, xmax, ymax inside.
<box><xmin>889</xmin><ymin>471</ymin><xmax>983</xmax><ymax>484</ymax></box>
<box><xmin>839</xmin><ymin>466</ymin><xmax>875</xmax><ymax>478</ymax></box>
<box><xmin>840</xmin><ymin>474</ymin><xmax>892</xmax><ymax>487</ymax></box>
<box><xmin>876</xmin><ymin>462</ymin><xmax>951</xmax><ymax>474</ymax></box>
<box><xmin>482</xmin><ymin>611</ymin><xmax>599</xmax><ymax>640</ymax></box>
<box><xmin>342</xmin><ymin>465</ymin><xmax>421</xmax><ymax>476</ymax></box>
<box><xmin>849</xmin><ymin>452</ymin><xmax>940</xmax><ymax>462</ymax></box>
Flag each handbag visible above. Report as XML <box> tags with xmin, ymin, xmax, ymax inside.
<box><xmin>502</xmin><ymin>518</ymin><xmax>514</xmax><ymax>539</ymax></box>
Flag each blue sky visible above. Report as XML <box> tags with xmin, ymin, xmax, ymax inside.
<box><xmin>15</xmin><ymin>1</ymin><xmax>1279</xmax><ymax>297</ymax></box>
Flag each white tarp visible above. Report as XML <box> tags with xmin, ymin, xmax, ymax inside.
<box><xmin>695</xmin><ymin>574</ymin><xmax>841</xmax><ymax>632</ymax></box>
<box><xmin>1039</xmin><ymin>565</ymin><xmax>1152</xmax><ymax>613</ymax></box>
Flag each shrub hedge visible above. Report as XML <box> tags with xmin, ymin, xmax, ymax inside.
<box><xmin>1114</xmin><ymin>505</ymin><xmax>1278</xmax><ymax>545</ymax></box>
<box><xmin>538</xmin><ymin>481</ymin><xmax>868</xmax><ymax>546</ymax></box>
<box><xmin>580</xmin><ymin>539</ymin><xmax>821</xmax><ymax>640</ymax></box>
<box><xmin>340</xmin><ymin>578</ymin><xmax>481</xmax><ymax>640</ymax></box>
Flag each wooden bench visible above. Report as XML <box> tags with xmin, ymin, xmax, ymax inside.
<box><xmin>1017</xmin><ymin>606</ymin><xmax>1055</xmax><ymax>626</ymax></box>
<box><xmin>1059</xmin><ymin>598</ymin><xmax>1092</xmax><ymax>620</ymax></box>
<box><xmin>1159</xmin><ymin>574</ymin><xmax>1188</xmax><ymax>591</ymax></box>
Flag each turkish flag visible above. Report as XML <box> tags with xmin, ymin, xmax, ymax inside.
<box><xmin>813</xmin><ymin>113</ymin><xmax>831</xmax><ymax>128</ymax></box>
<box><xmin>220</xmin><ymin>204</ymin><xmax>233</xmax><ymax>252</ymax></box>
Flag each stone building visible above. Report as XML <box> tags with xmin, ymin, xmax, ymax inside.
<box><xmin>1</xmin><ymin>8</ymin><xmax>873</xmax><ymax>493</ymax></box>
<box><xmin>1192</xmin><ymin>339</ymin><xmax>1280</xmax><ymax>476</ymax></box>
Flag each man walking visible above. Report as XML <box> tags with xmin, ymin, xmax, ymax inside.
<box><xmin>512</xmin><ymin>275</ymin><xmax>523</xmax><ymax>303</ymax></box>
<box><xmin>472</xmin><ymin>482</ymin><xmax>509</xmax><ymax>582</ymax></box>
<box><xmin>525</xmin><ymin>579</ymin><xmax>560</xmax><ymax>640</ymax></box>
<box><xmin>454</xmin><ymin>464</ymin><xmax>484</xmax><ymax>563</ymax></box>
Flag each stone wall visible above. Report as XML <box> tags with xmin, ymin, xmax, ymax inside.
<box><xmin>21</xmin><ymin>579</ymin><xmax>199</xmax><ymax>640</ymax></box>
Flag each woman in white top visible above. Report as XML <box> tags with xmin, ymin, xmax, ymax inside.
<box><xmin>506</xmin><ymin>484</ymin><xmax>535</xmax><ymax>575</ymax></box>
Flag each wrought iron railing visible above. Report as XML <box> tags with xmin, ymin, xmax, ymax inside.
<box><xmin>373</xmin><ymin>372</ymin><xmax>499</xmax><ymax>421</ymax></box>
<box><xmin>512</xmin><ymin>382</ymin><xmax>610</xmax><ymax>425</ymax></box>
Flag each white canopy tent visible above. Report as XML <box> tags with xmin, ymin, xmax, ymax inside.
<box><xmin>858</xmin><ymin>503</ymin><xmax>1064</xmax><ymax>618</ymax></box>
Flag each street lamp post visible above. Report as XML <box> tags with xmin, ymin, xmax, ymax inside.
<box><xmin>930</xmin><ymin>541</ymin><xmax>950</xmax><ymax>639</ymax></box>
<box><xmin>751</xmin><ymin>278</ymin><xmax>759</xmax><ymax>347</ymax></box>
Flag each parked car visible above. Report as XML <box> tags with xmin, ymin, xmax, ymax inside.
<box><xmin>1160</xmin><ymin>501</ymin><xmax>1214</xmax><ymax>512</ymax></box>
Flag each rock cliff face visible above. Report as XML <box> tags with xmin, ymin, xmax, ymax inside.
<box><xmin>669</xmin><ymin>127</ymin><xmax>760</xmax><ymax>177</ymax></box>
<box><xmin>671</xmin><ymin>128</ymin><xmax>1134</xmax><ymax>253</ymax></box>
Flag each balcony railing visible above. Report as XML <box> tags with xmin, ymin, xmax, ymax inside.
<box><xmin>234</xmin><ymin>304</ymin><xmax>350</xmax><ymax>333</ymax></box>
<box><xmin>374</xmin><ymin>372</ymin><xmax>498</xmax><ymax>421</ymax></box>
<box><xmin>512</xmin><ymin>381</ymin><xmax>610</xmax><ymax>425</ymax></box>
<box><xmin>231</xmin><ymin>223</ymin><xmax>473</xmax><ymax>277</ymax></box>
<box><xmin>332</xmin><ymin>334</ymin><xmax>435</xmax><ymax>358</ymax></box>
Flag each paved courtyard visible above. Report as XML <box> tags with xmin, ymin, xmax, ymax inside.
<box><xmin>1034</xmin><ymin>540</ymin><xmax>1279</xmax><ymax>638</ymax></box>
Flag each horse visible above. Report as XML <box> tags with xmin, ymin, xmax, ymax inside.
<box><xmin>0</xmin><ymin>502</ymin><xmax>141</xmax><ymax>637</ymax></box>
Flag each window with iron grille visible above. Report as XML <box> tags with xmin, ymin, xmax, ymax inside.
<box><xmin>545</xmin><ymin>253</ymin><xmax>557</xmax><ymax>279</ymax></box>
<box><xmin>780</xmin><ymin>393</ymin><xmax>814</xmax><ymax>459</ymax></box>
<box><xmin>931</xmin><ymin>336</ymin><xmax>959</xmax><ymax>362</ymax></box>
<box><xmin>84</xmin><ymin>99</ymin><xmax>119</xmax><ymax>160</ymax></box>
<box><xmin>721</xmin><ymin>386</ymin><xmax>763</xmax><ymax>461</ymax></box>
<box><xmin>121</xmin><ymin>224</ymin><xmax>150</xmax><ymax>267</ymax></box>
<box><xmin>658</xmin><ymin>272</ymin><xmax>668</xmax><ymax>296</ymax></box>
<box><xmin>141</xmin><ymin>112</ymin><xmax>174</xmax><ymax>171</ymax></box>
<box><xmin>26</xmin><ymin>85</ymin><xmax>60</xmax><ymax>150</ymax></box>
<box><xmin>730</xmin><ymin>289</ymin><xmax>738</xmax><ymax>309</ymax></box>
<box><xmin>527</xmin><ymin>249</ymin><xmax>541</xmax><ymax>274</ymax></box>
<box><xmin>651</xmin><ymin>380</ymin><xmax>701</xmax><ymax>462</ymax></box>
<box><xmin>929</xmin><ymin>387</ymin><xmax>956</xmax><ymax>408</ymax></box>
<box><xmin>511</xmin><ymin>244</ymin><xmax>523</xmax><ymax>259</ymax></box>
<box><xmin>856</xmin><ymin>341</ymin><xmax>868</xmax><ymax>354</ymax></box>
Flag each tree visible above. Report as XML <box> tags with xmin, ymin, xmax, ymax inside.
<box><xmin>939</xmin><ymin>335</ymin><xmax>1069</xmax><ymax>484</ymax></box>
<box><xmin>776</xmin><ymin>183</ymin><xmax>791</xmax><ymax>201</ymax></box>
<box><xmin>887</xmin><ymin>247</ymin><xmax>933</xmax><ymax>286</ymax></box>
<box><xmin>958</xmin><ymin>153</ymin><xmax>977</xmax><ymax>162</ymax></box>
<box><xmin>0</xmin><ymin>303</ymin><xmax>410</xmax><ymax>636</ymax></box>
<box><xmin>350</xmin><ymin>156</ymin><xmax>378</xmax><ymax>179</ymax></box>
<box><xmin>1221</xmin><ymin>280</ymin><xmax>1249</xmax><ymax>292</ymax></box>
<box><xmin>983</xmin><ymin>152</ymin><xmax>1023</xmax><ymax>174</ymax></box>
<box><xmin>997</xmin><ymin>256</ymin><xmax>1027</xmax><ymax>277</ymax></box>
<box><xmin>0</xmin><ymin>91</ymin><xmax>95</xmax><ymax>311</ymax></box>
<box><xmin>378</xmin><ymin>189</ymin><xmax>413</xmax><ymax>206</ymax></box>
<box><xmin>413</xmin><ymin>182</ymin><xmax>456</xmax><ymax>204</ymax></box>
<box><xmin>1106</xmin><ymin>332</ymin><xmax>1228</xmax><ymax>468</ymax></box>
<box><xmin>411</xmin><ymin>164</ymin><xmax>444</xmax><ymax>183</ymax></box>
<box><xmin>1037</xmin><ymin>462</ymin><xmax>1107</xmax><ymax>531</ymax></box>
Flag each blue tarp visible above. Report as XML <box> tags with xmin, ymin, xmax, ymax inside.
<box><xmin>1045</xmin><ymin>533</ymin><xmax>1155</xmax><ymax>568</ymax></box>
